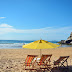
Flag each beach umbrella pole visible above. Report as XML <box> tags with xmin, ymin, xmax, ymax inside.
<box><xmin>40</xmin><ymin>49</ymin><xmax>41</xmax><ymax>58</ymax></box>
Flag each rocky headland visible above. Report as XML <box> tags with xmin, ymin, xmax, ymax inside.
<box><xmin>58</xmin><ymin>32</ymin><xmax>72</xmax><ymax>44</ymax></box>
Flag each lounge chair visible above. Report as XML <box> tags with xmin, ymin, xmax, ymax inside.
<box><xmin>37</xmin><ymin>54</ymin><xmax>52</xmax><ymax>72</ymax></box>
<box><xmin>53</xmin><ymin>56</ymin><xmax>69</xmax><ymax>68</ymax></box>
<box><xmin>23</xmin><ymin>55</ymin><xmax>38</xmax><ymax>71</ymax></box>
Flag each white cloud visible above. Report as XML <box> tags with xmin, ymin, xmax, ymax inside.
<box><xmin>0</xmin><ymin>24</ymin><xmax>72</xmax><ymax>36</ymax></box>
<box><xmin>0</xmin><ymin>17</ymin><xmax>6</xmax><ymax>19</ymax></box>
<box><xmin>0</xmin><ymin>24</ymin><xmax>13</xmax><ymax>28</ymax></box>
<box><xmin>0</xmin><ymin>24</ymin><xmax>72</xmax><ymax>40</ymax></box>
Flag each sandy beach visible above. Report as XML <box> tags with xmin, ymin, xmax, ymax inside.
<box><xmin>0</xmin><ymin>47</ymin><xmax>72</xmax><ymax>72</ymax></box>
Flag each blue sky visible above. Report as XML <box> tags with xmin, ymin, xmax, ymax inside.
<box><xmin>0</xmin><ymin>0</ymin><xmax>72</xmax><ymax>41</ymax></box>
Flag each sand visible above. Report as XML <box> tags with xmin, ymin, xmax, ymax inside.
<box><xmin>0</xmin><ymin>47</ymin><xmax>72</xmax><ymax>72</ymax></box>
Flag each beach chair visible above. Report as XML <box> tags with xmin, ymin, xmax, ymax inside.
<box><xmin>53</xmin><ymin>56</ymin><xmax>69</xmax><ymax>68</ymax></box>
<box><xmin>37</xmin><ymin>54</ymin><xmax>52</xmax><ymax>72</ymax></box>
<box><xmin>23</xmin><ymin>55</ymin><xmax>38</xmax><ymax>71</ymax></box>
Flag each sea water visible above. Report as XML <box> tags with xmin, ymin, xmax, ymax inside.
<box><xmin>0</xmin><ymin>40</ymin><xmax>33</xmax><ymax>49</ymax></box>
<box><xmin>0</xmin><ymin>40</ymin><xmax>72</xmax><ymax>49</ymax></box>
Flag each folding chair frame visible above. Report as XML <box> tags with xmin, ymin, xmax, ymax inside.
<box><xmin>37</xmin><ymin>54</ymin><xmax>52</xmax><ymax>72</ymax></box>
<box><xmin>23</xmin><ymin>55</ymin><xmax>38</xmax><ymax>71</ymax></box>
<box><xmin>53</xmin><ymin>56</ymin><xmax>69</xmax><ymax>68</ymax></box>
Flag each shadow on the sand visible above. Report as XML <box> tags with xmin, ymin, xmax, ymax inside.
<box><xmin>51</xmin><ymin>66</ymin><xmax>72</xmax><ymax>72</ymax></box>
<box><xmin>35</xmin><ymin>66</ymin><xmax>72</xmax><ymax>72</ymax></box>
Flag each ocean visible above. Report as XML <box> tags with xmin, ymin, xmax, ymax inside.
<box><xmin>0</xmin><ymin>40</ymin><xmax>72</xmax><ymax>49</ymax></box>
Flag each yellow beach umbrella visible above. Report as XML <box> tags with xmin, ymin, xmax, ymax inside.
<box><xmin>22</xmin><ymin>40</ymin><xmax>60</xmax><ymax>56</ymax></box>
